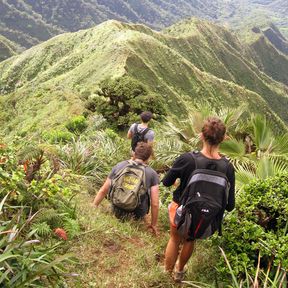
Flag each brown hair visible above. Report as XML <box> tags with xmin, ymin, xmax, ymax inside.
<box><xmin>134</xmin><ymin>142</ymin><xmax>153</xmax><ymax>161</ymax></box>
<box><xmin>140</xmin><ymin>111</ymin><xmax>153</xmax><ymax>123</ymax></box>
<box><xmin>202</xmin><ymin>117</ymin><xmax>226</xmax><ymax>146</ymax></box>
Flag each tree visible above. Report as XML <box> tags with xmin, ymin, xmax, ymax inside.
<box><xmin>89</xmin><ymin>76</ymin><xmax>166</xmax><ymax>129</ymax></box>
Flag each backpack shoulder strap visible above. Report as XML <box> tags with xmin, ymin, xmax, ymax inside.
<box><xmin>221</xmin><ymin>156</ymin><xmax>230</xmax><ymax>175</ymax></box>
<box><xmin>141</xmin><ymin>127</ymin><xmax>150</xmax><ymax>137</ymax></box>
<box><xmin>189</xmin><ymin>150</ymin><xmax>203</xmax><ymax>170</ymax></box>
<box><xmin>134</xmin><ymin>124</ymin><xmax>139</xmax><ymax>134</ymax></box>
<box><xmin>190</xmin><ymin>151</ymin><xmax>230</xmax><ymax>174</ymax></box>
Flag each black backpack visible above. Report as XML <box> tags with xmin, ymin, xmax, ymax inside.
<box><xmin>131</xmin><ymin>124</ymin><xmax>150</xmax><ymax>151</ymax></box>
<box><xmin>176</xmin><ymin>152</ymin><xmax>230</xmax><ymax>240</ymax></box>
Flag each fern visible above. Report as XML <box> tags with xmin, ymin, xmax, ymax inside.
<box><xmin>63</xmin><ymin>218</ymin><xmax>80</xmax><ymax>239</ymax></box>
<box><xmin>32</xmin><ymin>222</ymin><xmax>52</xmax><ymax>237</ymax></box>
<box><xmin>33</xmin><ymin>208</ymin><xmax>63</xmax><ymax>228</ymax></box>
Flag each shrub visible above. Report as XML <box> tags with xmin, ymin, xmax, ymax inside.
<box><xmin>42</xmin><ymin>129</ymin><xmax>74</xmax><ymax>143</ymax></box>
<box><xmin>65</xmin><ymin>115</ymin><xmax>88</xmax><ymax>135</ymax></box>
<box><xmin>216</xmin><ymin>173</ymin><xmax>288</xmax><ymax>282</ymax></box>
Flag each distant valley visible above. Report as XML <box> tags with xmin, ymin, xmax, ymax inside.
<box><xmin>0</xmin><ymin>0</ymin><xmax>287</xmax><ymax>49</ymax></box>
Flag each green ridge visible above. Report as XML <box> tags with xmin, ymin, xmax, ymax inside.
<box><xmin>1</xmin><ymin>0</ymin><xmax>287</xmax><ymax>48</ymax></box>
<box><xmin>0</xmin><ymin>20</ymin><xmax>287</xmax><ymax>137</ymax></box>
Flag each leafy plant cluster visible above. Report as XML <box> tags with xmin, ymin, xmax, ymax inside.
<box><xmin>42</xmin><ymin>115</ymin><xmax>88</xmax><ymax>144</ymax></box>
<box><xmin>216</xmin><ymin>173</ymin><xmax>288</xmax><ymax>284</ymax></box>
<box><xmin>0</xmin><ymin>143</ymin><xmax>79</xmax><ymax>286</ymax></box>
<box><xmin>84</xmin><ymin>76</ymin><xmax>166</xmax><ymax>130</ymax></box>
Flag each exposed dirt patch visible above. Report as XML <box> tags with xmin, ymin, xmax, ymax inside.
<box><xmin>127</xmin><ymin>235</ymin><xmax>146</xmax><ymax>248</ymax></box>
<box><xmin>103</xmin><ymin>239</ymin><xmax>122</xmax><ymax>253</ymax></box>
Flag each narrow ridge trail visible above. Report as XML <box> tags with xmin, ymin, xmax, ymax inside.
<box><xmin>66</xmin><ymin>193</ymin><xmax>175</xmax><ymax>287</ymax></box>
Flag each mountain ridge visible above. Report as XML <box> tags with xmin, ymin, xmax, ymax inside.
<box><xmin>1</xmin><ymin>0</ymin><xmax>287</xmax><ymax>49</ymax></box>
<box><xmin>0</xmin><ymin>19</ymin><xmax>287</xmax><ymax>137</ymax></box>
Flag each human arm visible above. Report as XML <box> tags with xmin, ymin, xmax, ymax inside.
<box><xmin>127</xmin><ymin>124</ymin><xmax>135</xmax><ymax>139</ymax></box>
<box><xmin>149</xmin><ymin>184</ymin><xmax>159</xmax><ymax>234</ymax></box>
<box><xmin>127</xmin><ymin>130</ymin><xmax>132</xmax><ymax>139</ymax></box>
<box><xmin>92</xmin><ymin>178</ymin><xmax>111</xmax><ymax>207</ymax></box>
<box><xmin>162</xmin><ymin>153</ymin><xmax>190</xmax><ymax>187</ymax></box>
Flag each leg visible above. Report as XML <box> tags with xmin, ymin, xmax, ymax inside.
<box><xmin>177</xmin><ymin>240</ymin><xmax>195</xmax><ymax>271</ymax></box>
<box><xmin>164</xmin><ymin>225</ymin><xmax>182</xmax><ymax>272</ymax></box>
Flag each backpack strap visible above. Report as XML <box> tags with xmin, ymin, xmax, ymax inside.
<box><xmin>134</xmin><ymin>123</ymin><xmax>139</xmax><ymax>134</ymax></box>
<box><xmin>190</xmin><ymin>151</ymin><xmax>229</xmax><ymax>174</ymax></box>
<box><xmin>134</xmin><ymin>124</ymin><xmax>150</xmax><ymax>138</ymax></box>
<box><xmin>189</xmin><ymin>151</ymin><xmax>202</xmax><ymax>170</ymax></box>
<box><xmin>141</xmin><ymin>127</ymin><xmax>150</xmax><ymax>137</ymax></box>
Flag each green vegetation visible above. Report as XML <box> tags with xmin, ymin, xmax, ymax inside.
<box><xmin>65</xmin><ymin>115</ymin><xmax>88</xmax><ymax>135</ymax></box>
<box><xmin>0</xmin><ymin>35</ymin><xmax>20</xmax><ymax>62</ymax></box>
<box><xmin>0</xmin><ymin>143</ymin><xmax>77</xmax><ymax>286</ymax></box>
<box><xmin>217</xmin><ymin>174</ymin><xmax>288</xmax><ymax>282</ymax></box>
<box><xmin>0</xmin><ymin>10</ymin><xmax>288</xmax><ymax>287</ymax></box>
<box><xmin>88</xmin><ymin>76</ymin><xmax>166</xmax><ymax>129</ymax></box>
<box><xmin>1</xmin><ymin>106</ymin><xmax>288</xmax><ymax>286</ymax></box>
<box><xmin>1</xmin><ymin>19</ymin><xmax>288</xmax><ymax>139</ymax></box>
<box><xmin>1</xmin><ymin>0</ymin><xmax>287</xmax><ymax>49</ymax></box>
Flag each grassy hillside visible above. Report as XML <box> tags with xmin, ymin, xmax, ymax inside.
<box><xmin>163</xmin><ymin>19</ymin><xmax>288</xmax><ymax>121</ymax></box>
<box><xmin>239</xmin><ymin>24</ymin><xmax>288</xmax><ymax>86</ymax></box>
<box><xmin>0</xmin><ymin>34</ymin><xmax>20</xmax><ymax>62</ymax></box>
<box><xmin>1</xmin><ymin>0</ymin><xmax>287</xmax><ymax>48</ymax></box>
<box><xmin>66</xmin><ymin>193</ymin><xmax>218</xmax><ymax>287</ymax></box>
<box><xmin>0</xmin><ymin>19</ymin><xmax>287</xmax><ymax>138</ymax></box>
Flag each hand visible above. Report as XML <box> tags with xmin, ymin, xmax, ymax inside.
<box><xmin>148</xmin><ymin>224</ymin><xmax>158</xmax><ymax>236</ymax></box>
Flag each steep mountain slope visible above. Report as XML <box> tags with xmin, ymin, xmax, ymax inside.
<box><xmin>163</xmin><ymin>19</ymin><xmax>288</xmax><ymax>119</ymax></box>
<box><xmin>0</xmin><ymin>20</ymin><xmax>287</xmax><ymax>137</ymax></box>
<box><xmin>0</xmin><ymin>35</ymin><xmax>19</xmax><ymax>62</ymax></box>
<box><xmin>240</xmin><ymin>24</ymin><xmax>288</xmax><ymax>86</ymax></box>
<box><xmin>1</xmin><ymin>0</ymin><xmax>287</xmax><ymax>49</ymax></box>
<box><xmin>0</xmin><ymin>0</ymin><xmax>220</xmax><ymax>48</ymax></box>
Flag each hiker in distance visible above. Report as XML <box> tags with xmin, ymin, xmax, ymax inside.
<box><xmin>92</xmin><ymin>142</ymin><xmax>159</xmax><ymax>235</ymax></box>
<box><xmin>127</xmin><ymin>111</ymin><xmax>155</xmax><ymax>152</ymax></box>
<box><xmin>162</xmin><ymin>117</ymin><xmax>235</xmax><ymax>282</ymax></box>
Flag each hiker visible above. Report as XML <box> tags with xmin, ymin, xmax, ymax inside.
<box><xmin>162</xmin><ymin>117</ymin><xmax>235</xmax><ymax>282</ymax></box>
<box><xmin>92</xmin><ymin>142</ymin><xmax>159</xmax><ymax>235</ymax></box>
<box><xmin>127</xmin><ymin>111</ymin><xmax>155</xmax><ymax>152</ymax></box>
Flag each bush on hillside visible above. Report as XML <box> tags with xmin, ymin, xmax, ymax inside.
<box><xmin>86</xmin><ymin>76</ymin><xmax>166</xmax><ymax>129</ymax></box>
<box><xmin>65</xmin><ymin>115</ymin><xmax>88</xmax><ymax>135</ymax></box>
<box><xmin>216</xmin><ymin>173</ymin><xmax>288</xmax><ymax>282</ymax></box>
<box><xmin>42</xmin><ymin>129</ymin><xmax>74</xmax><ymax>143</ymax></box>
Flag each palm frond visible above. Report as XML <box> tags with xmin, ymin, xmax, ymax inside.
<box><xmin>251</xmin><ymin>114</ymin><xmax>273</xmax><ymax>153</ymax></box>
<box><xmin>218</xmin><ymin>103</ymin><xmax>247</xmax><ymax>133</ymax></box>
<box><xmin>236</xmin><ymin>163</ymin><xmax>257</xmax><ymax>189</ymax></box>
<box><xmin>270</xmin><ymin>134</ymin><xmax>288</xmax><ymax>156</ymax></box>
<box><xmin>152</xmin><ymin>138</ymin><xmax>191</xmax><ymax>171</ymax></box>
<box><xmin>220</xmin><ymin>138</ymin><xmax>246</xmax><ymax>159</ymax></box>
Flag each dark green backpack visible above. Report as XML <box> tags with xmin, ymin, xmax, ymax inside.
<box><xmin>109</xmin><ymin>160</ymin><xmax>147</xmax><ymax>211</ymax></box>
